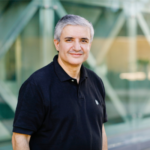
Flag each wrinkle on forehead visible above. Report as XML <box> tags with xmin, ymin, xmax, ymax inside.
<box><xmin>61</xmin><ymin>25</ymin><xmax>91</xmax><ymax>40</ymax></box>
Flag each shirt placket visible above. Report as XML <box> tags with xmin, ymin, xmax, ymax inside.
<box><xmin>77</xmin><ymin>79</ymin><xmax>85</xmax><ymax>107</ymax></box>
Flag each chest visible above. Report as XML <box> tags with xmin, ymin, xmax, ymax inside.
<box><xmin>49</xmin><ymin>80</ymin><xmax>104</xmax><ymax>122</ymax></box>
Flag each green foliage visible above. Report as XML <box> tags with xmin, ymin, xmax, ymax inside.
<box><xmin>137</xmin><ymin>59</ymin><xmax>149</xmax><ymax>66</ymax></box>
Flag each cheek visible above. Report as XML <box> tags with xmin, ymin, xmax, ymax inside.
<box><xmin>59</xmin><ymin>43</ymin><xmax>72</xmax><ymax>52</ymax></box>
<box><xmin>83</xmin><ymin>45</ymin><xmax>91</xmax><ymax>52</ymax></box>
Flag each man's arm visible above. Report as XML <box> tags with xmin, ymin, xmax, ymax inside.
<box><xmin>102</xmin><ymin>124</ymin><xmax>108</xmax><ymax>150</ymax></box>
<box><xmin>12</xmin><ymin>132</ymin><xmax>31</xmax><ymax>150</ymax></box>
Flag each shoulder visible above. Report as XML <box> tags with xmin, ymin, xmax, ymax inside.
<box><xmin>84</xmin><ymin>66</ymin><xmax>105</xmax><ymax>97</ymax></box>
<box><xmin>85</xmin><ymin>67</ymin><xmax>104</xmax><ymax>85</ymax></box>
<box><xmin>22</xmin><ymin>62</ymin><xmax>54</xmax><ymax>88</ymax></box>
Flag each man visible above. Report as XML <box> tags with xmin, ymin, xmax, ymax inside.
<box><xmin>12</xmin><ymin>14</ymin><xmax>108</xmax><ymax>150</ymax></box>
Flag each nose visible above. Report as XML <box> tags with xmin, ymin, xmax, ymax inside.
<box><xmin>73</xmin><ymin>41</ymin><xmax>81</xmax><ymax>51</ymax></box>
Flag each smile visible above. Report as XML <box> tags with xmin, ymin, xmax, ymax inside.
<box><xmin>70</xmin><ymin>53</ymin><xmax>82</xmax><ymax>57</ymax></box>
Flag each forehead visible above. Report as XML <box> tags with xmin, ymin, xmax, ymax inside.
<box><xmin>61</xmin><ymin>25</ymin><xmax>90</xmax><ymax>38</ymax></box>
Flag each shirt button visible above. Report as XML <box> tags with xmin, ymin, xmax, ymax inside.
<box><xmin>71</xmin><ymin>79</ymin><xmax>74</xmax><ymax>82</ymax></box>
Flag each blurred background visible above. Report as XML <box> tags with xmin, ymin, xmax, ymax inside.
<box><xmin>0</xmin><ymin>0</ymin><xmax>150</xmax><ymax>149</ymax></box>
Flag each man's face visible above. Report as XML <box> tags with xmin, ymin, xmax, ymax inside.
<box><xmin>54</xmin><ymin>25</ymin><xmax>92</xmax><ymax>67</ymax></box>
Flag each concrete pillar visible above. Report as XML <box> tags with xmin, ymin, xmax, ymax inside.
<box><xmin>127</xmin><ymin>17</ymin><xmax>137</xmax><ymax>73</ymax></box>
<box><xmin>126</xmin><ymin>2</ymin><xmax>137</xmax><ymax>129</ymax></box>
<box><xmin>39</xmin><ymin>0</ymin><xmax>55</xmax><ymax>66</ymax></box>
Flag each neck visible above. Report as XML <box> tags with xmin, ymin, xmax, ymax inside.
<box><xmin>58</xmin><ymin>56</ymin><xmax>81</xmax><ymax>83</ymax></box>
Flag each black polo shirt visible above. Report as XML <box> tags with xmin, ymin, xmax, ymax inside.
<box><xmin>13</xmin><ymin>55</ymin><xmax>107</xmax><ymax>150</ymax></box>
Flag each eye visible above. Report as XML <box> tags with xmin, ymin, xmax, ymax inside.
<box><xmin>66</xmin><ymin>39</ymin><xmax>72</xmax><ymax>42</ymax></box>
<box><xmin>81</xmin><ymin>39</ymin><xmax>88</xmax><ymax>43</ymax></box>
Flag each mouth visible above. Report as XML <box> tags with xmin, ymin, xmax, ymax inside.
<box><xmin>70</xmin><ymin>53</ymin><xmax>82</xmax><ymax>57</ymax></box>
<box><xmin>70</xmin><ymin>53</ymin><xmax>82</xmax><ymax>55</ymax></box>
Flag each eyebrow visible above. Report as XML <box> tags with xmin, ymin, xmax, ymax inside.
<box><xmin>65</xmin><ymin>37</ymin><xmax>74</xmax><ymax>40</ymax></box>
<box><xmin>81</xmin><ymin>38</ymin><xmax>89</xmax><ymax>41</ymax></box>
<box><xmin>64</xmin><ymin>37</ymin><xmax>90</xmax><ymax>41</ymax></box>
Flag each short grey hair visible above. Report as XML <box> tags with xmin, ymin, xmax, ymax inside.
<box><xmin>54</xmin><ymin>14</ymin><xmax>94</xmax><ymax>42</ymax></box>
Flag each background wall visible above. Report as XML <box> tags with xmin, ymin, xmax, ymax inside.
<box><xmin>1</xmin><ymin>0</ymin><xmax>150</xmax><ymax>149</ymax></box>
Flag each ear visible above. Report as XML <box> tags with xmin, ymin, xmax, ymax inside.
<box><xmin>54</xmin><ymin>39</ymin><xmax>60</xmax><ymax>52</ymax></box>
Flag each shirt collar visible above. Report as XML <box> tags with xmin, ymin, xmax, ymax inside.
<box><xmin>53</xmin><ymin>55</ymin><xmax>88</xmax><ymax>82</ymax></box>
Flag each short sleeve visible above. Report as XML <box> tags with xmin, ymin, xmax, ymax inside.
<box><xmin>13</xmin><ymin>80</ymin><xmax>45</xmax><ymax>135</ymax></box>
<box><xmin>100</xmin><ymin>79</ymin><xmax>108</xmax><ymax>123</ymax></box>
<box><xmin>102</xmin><ymin>100</ymin><xmax>107</xmax><ymax>123</ymax></box>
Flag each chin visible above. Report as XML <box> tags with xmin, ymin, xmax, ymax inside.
<box><xmin>68</xmin><ymin>60</ymin><xmax>83</xmax><ymax>66</ymax></box>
